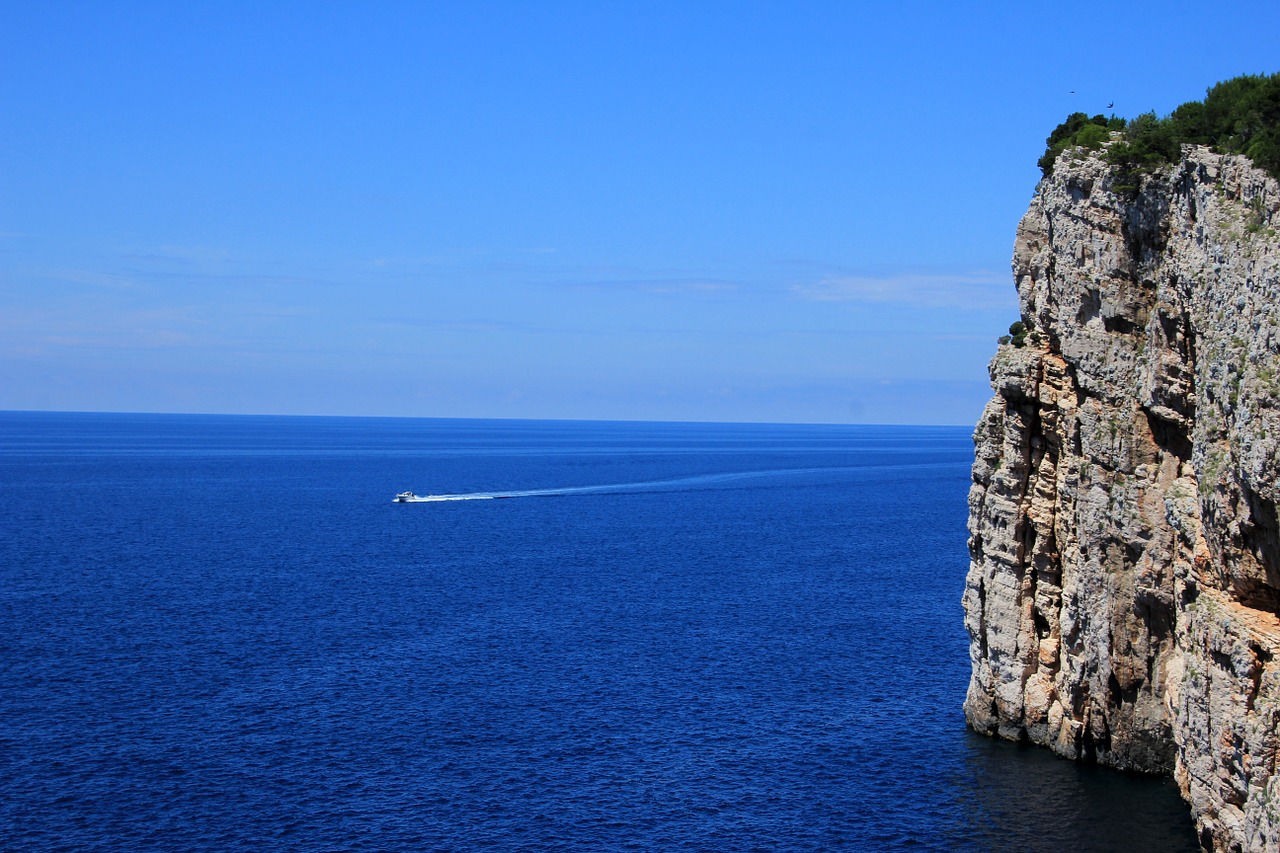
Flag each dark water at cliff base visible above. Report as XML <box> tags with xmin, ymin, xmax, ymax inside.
<box><xmin>0</xmin><ymin>412</ymin><xmax>1198</xmax><ymax>851</ymax></box>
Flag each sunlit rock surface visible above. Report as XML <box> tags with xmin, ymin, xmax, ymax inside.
<box><xmin>963</xmin><ymin>145</ymin><xmax>1280</xmax><ymax>852</ymax></box>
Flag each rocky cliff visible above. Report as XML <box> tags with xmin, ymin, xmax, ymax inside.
<box><xmin>963</xmin><ymin>145</ymin><xmax>1280</xmax><ymax>852</ymax></box>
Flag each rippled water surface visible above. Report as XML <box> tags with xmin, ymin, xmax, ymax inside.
<box><xmin>1</xmin><ymin>412</ymin><xmax>1198</xmax><ymax>851</ymax></box>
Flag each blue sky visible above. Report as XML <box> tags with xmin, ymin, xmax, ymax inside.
<box><xmin>3</xmin><ymin>1</ymin><xmax>1278</xmax><ymax>424</ymax></box>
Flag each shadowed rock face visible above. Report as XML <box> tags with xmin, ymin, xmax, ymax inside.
<box><xmin>963</xmin><ymin>145</ymin><xmax>1280</xmax><ymax>853</ymax></box>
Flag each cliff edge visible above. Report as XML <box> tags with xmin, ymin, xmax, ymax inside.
<box><xmin>963</xmin><ymin>145</ymin><xmax>1280</xmax><ymax>852</ymax></box>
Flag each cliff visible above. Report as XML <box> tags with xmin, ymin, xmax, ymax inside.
<box><xmin>963</xmin><ymin>145</ymin><xmax>1280</xmax><ymax>852</ymax></box>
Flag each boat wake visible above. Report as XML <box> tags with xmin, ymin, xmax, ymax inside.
<box><xmin>393</xmin><ymin>465</ymin><xmax>921</xmax><ymax>503</ymax></box>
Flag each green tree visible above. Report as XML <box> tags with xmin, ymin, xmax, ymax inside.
<box><xmin>1038</xmin><ymin>73</ymin><xmax>1280</xmax><ymax>182</ymax></box>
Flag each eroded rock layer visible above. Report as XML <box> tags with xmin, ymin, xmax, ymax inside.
<box><xmin>963</xmin><ymin>146</ymin><xmax>1280</xmax><ymax>852</ymax></box>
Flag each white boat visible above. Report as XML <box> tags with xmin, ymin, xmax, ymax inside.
<box><xmin>394</xmin><ymin>491</ymin><xmax>417</xmax><ymax>502</ymax></box>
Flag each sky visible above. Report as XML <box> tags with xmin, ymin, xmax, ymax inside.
<box><xmin>3</xmin><ymin>1</ymin><xmax>1278</xmax><ymax>425</ymax></box>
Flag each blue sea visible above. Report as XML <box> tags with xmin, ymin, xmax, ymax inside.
<box><xmin>1</xmin><ymin>412</ymin><xmax>1198</xmax><ymax>851</ymax></box>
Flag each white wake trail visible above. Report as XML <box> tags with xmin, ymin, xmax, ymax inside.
<box><xmin>394</xmin><ymin>467</ymin><xmax>858</xmax><ymax>503</ymax></box>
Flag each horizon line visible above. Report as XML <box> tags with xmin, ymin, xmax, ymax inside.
<box><xmin>0</xmin><ymin>407</ymin><xmax>975</xmax><ymax>430</ymax></box>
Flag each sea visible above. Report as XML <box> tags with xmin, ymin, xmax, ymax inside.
<box><xmin>1</xmin><ymin>411</ymin><xmax>1199</xmax><ymax>851</ymax></box>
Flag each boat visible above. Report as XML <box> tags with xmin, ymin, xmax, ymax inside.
<box><xmin>394</xmin><ymin>491</ymin><xmax>417</xmax><ymax>502</ymax></box>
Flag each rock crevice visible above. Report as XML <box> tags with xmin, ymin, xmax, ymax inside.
<box><xmin>964</xmin><ymin>146</ymin><xmax>1280</xmax><ymax>852</ymax></box>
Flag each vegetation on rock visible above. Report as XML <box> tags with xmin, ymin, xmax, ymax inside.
<box><xmin>998</xmin><ymin>319</ymin><xmax>1035</xmax><ymax>348</ymax></box>
<box><xmin>1039</xmin><ymin>73</ymin><xmax>1280</xmax><ymax>181</ymax></box>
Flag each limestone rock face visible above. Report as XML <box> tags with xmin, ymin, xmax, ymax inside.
<box><xmin>963</xmin><ymin>146</ymin><xmax>1280</xmax><ymax>852</ymax></box>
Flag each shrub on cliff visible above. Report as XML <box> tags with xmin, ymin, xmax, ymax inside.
<box><xmin>1009</xmin><ymin>321</ymin><xmax>1028</xmax><ymax>347</ymax></box>
<box><xmin>1037</xmin><ymin>113</ymin><xmax>1125</xmax><ymax>175</ymax></box>
<box><xmin>1039</xmin><ymin>72</ymin><xmax>1280</xmax><ymax>181</ymax></box>
<box><xmin>999</xmin><ymin>320</ymin><xmax>1035</xmax><ymax>348</ymax></box>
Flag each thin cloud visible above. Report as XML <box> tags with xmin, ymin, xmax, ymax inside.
<box><xmin>3</xmin><ymin>299</ymin><xmax>316</xmax><ymax>356</ymax></box>
<box><xmin>24</xmin><ymin>265</ymin><xmax>346</xmax><ymax>293</ymax></box>
<box><xmin>793</xmin><ymin>272</ymin><xmax>1014</xmax><ymax>310</ymax></box>
<box><xmin>564</xmin><ymin>278</ymin><xmax>739</xmax><ymax>295</ymax></box>
<box><xmin>120</xmin><ymin>245</ymin><xmax>232</xmax><ymax>264</ymax></box>
<box><xmin>31</xmin><ymin>269</ymin><xmax>145</xmax><ymax>290</ymax></box>
<box><xmin>4</xmin><ymin>304</ymin><xmax>209</xmax><ymax>352</ymax></box>
<box><xmin>41</xmin><ymin>330</ymin><xmax>196</xmax><ymax>349</ymax></box>
<box><xmin>371</xmin><ymin>315</ymin><xmax>717</xmax><ymax>337</ymax></box>
<box><xmin>370</xmin><ymin>246</ymin><xmax>558</xmax><ymax>268</ymax></box>
<box><xmin>117</xmin><ymin>269</ymin><xmax>344</xmax><ymax>290</ymax></box>
<box><xmin>373</xmin><ymin>317</ymin><xmax>541</xmax><ymax>334</ymax></box>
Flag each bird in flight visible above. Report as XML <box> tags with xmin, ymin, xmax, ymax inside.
<box><xmin>1107</xmin><ymin>101</ymin><xmax>1114</xmax><ymax>109</ymax></box>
